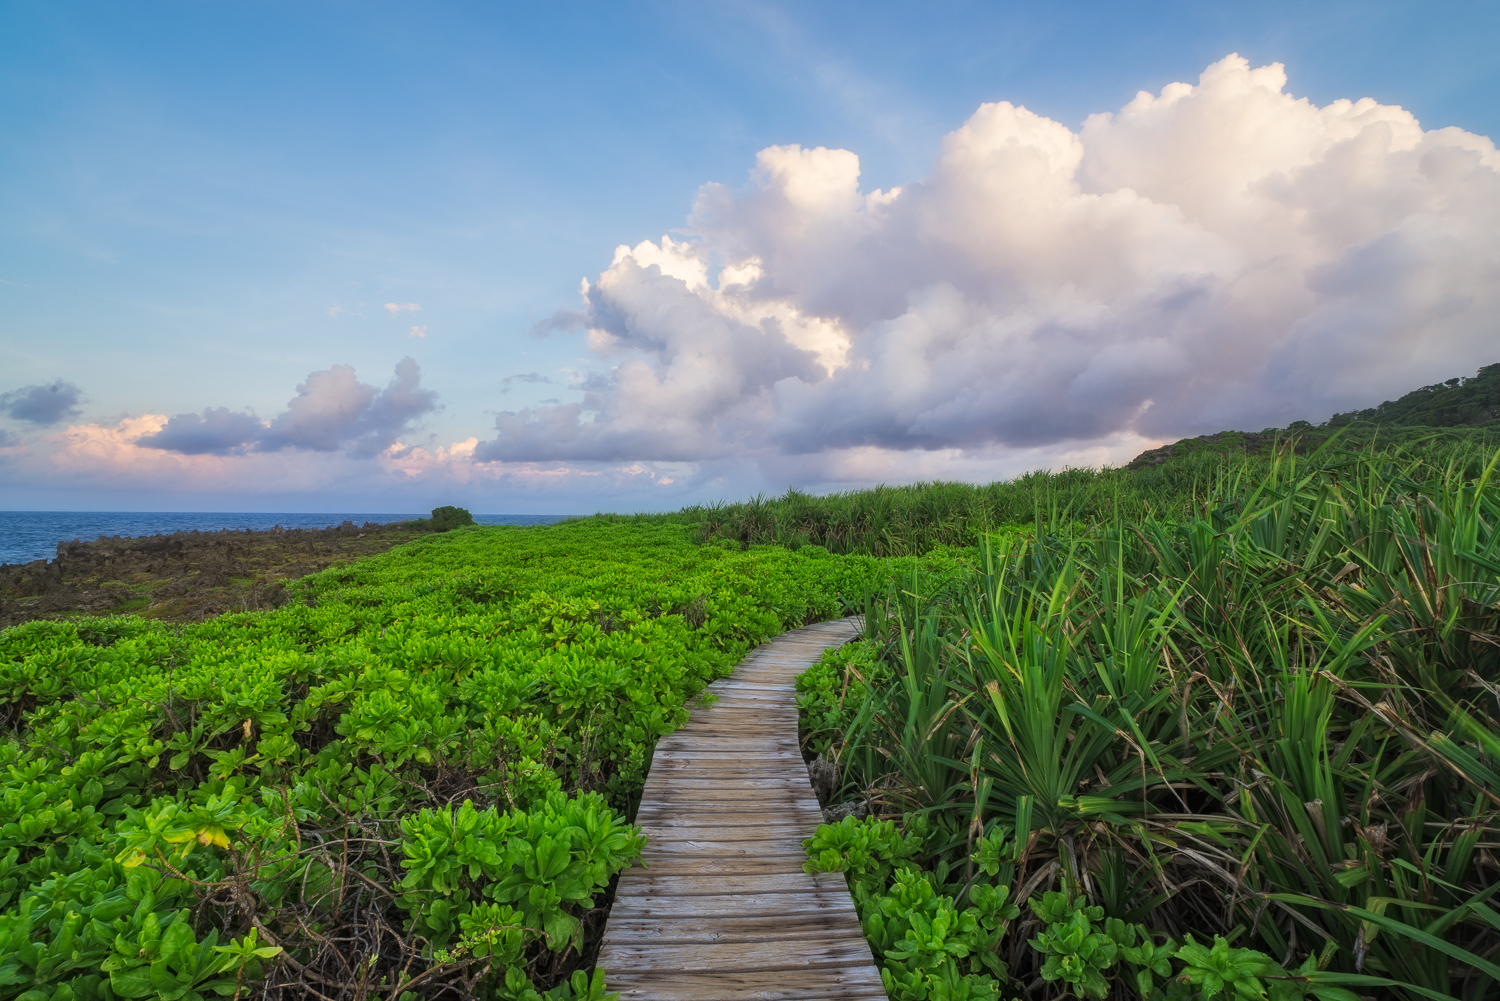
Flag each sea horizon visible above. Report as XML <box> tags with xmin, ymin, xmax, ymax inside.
<box><xmin>0</xmin><ymin>511</ymin><xmax>571</xmax><ymax>566</ymax></box>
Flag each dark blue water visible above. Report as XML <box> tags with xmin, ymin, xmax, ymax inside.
<box><xmin>0</xmin><ymin>512</ymin><xmax>569</xmax><ymax>566</ymax></box>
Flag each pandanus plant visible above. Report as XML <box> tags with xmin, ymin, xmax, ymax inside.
<box><xmin>830</xmin><ymin>444</ymin><xmax>1500</xmax><ymax>1000</ymax></box>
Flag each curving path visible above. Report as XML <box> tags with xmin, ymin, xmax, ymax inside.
<box><xmin>597</xmin><ymin>617</ymin><xmax>885</xmax><ymax>1000</ymax></box>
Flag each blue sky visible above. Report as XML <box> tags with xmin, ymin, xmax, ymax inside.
<box><xmin>2</xmin><ymin>1</ymin><xmax>1497</xmax><ymax>512</ymax></box>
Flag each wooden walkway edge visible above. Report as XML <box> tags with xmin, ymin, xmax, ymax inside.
<box><xmin>597</xmin><ymin>617</ymin><xmax>885</xmax><ymax>1000</ymax></box>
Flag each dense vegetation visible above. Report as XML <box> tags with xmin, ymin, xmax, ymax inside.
<box><xmin>406</xmin><ymin>507</ymin><xmax>478</xmax><ymax>533</ymax></box>
<box><xmin>1328</xmin><ymin>363</ymin><xmax>1500</xmax><ymax>428</ymax></box>
<box><xmin>796</xmin><ymin>447</ymin><xmax>1500</xmax><ymax>1001</ymax></box>
<box><xmin>1128</xmin><ymin>363</ymin><xmax>1500</xmax><ymax>472</ymax></box>
<box><xmin>637</xmin><ymin>430</ymin><xmax>1499</xmax><ymax>558</ymax></box>
<box><xmin>0</xmin><ymin>522</ymin><xmax>881</xmax><ymax>1000</ymax></box>
<box><xmin>1127</xmin><ymin>423</ymin><xmax>1500</xmax><ymax>473</ymax></box>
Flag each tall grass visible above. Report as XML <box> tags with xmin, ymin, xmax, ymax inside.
<box><xmin>619</xmin><ymin>429</ymin><xmax>1500</xmax><ymax>557</ymax></box>
<box><xmin>824</xmin><ymin>445</ymin><xmax>1500</xmax><ymax>1000</ymax></box>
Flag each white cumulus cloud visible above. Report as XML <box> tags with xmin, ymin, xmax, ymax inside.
<box><xmin>477</xmin><ymin>54</ymin><xmax>1500</xmax><ymax>476</ymax></box>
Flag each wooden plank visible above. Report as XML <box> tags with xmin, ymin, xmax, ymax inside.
<box><xmin>603</xmin><ymin>936</ymin><xmax>877</xmax><ymax>973</ymax></box>
<box><xmin>633</xmin><ymin>810</ymin><xmax>825</xmax><ymax>826</ymax></box>
<box><xmin>598</xmin><ymin>618</ymin><xmax>876</xmax><ymax>998</ymax></box>
<box><xmin>635</xmin><ymin>827</ymin><xmax>820</xmax><ymax>843</ymax></box>
<box><xmin>638</xmin><ymin>846</ymin><xmax>812</xmax><ymax>863</ymax></box>
<box><xmin>653</xmin><ymin>741</ymin><xmax>802</xmax><ymax>753</ymax></box>
<box><xmin>604</xmin><ymin>916</ymin><xmax>866</xmax><ymax>945</ymax></box>
<box><xmin>634</xmin><ymin>798</ymin><xmax>824</xmax><ymax>814</ymax></box>
<box><xmin>605</xmin><ymin>970</ymin><xmax>885</xmax><ymax>1000</ymax></box>
<box><xmin>642</xmin><ymin>840</ymin><xmax>814</xmax><ymax>856</ymax></box>
<box><xmin>611</xmin><ymin>871</ymin><xmax>842</xmax><ymax>894</ymax></box>
<box><xmin>637</xmin><ymin>791</ymin><xmax>823</xmax><ymax>809</ymax></box>
<box><xmin>636</xmin><ymin>819</ymin><xmax>819</xmax><ymax>833</ymax></box>
<box><xmin>634</xmin><ymin>804</ymin><xmax>826</xmax><ymax>819</ymax></box>
<box><xmin>607</xmin><ymin>894</ymin><xmax>858</xmax><ymax>921</ymax></box>
<box><xmin>651</xmin><ymin>751</ymin><xmax>804</xmax><ymax>763</ymax></box>
<box><xmin>647</xmin><ymin>774</ymin><xmax>813</xmax><ymax>790</ymax></box>
<box><xmin>633</xmin><ymin>858</ymin><xmax>819</xmax><ymax>878</ymax></box>
<box><xmin>632</xmin><ymin>812</ymin><xmax>827</xmax><ymax>830</ymax></box>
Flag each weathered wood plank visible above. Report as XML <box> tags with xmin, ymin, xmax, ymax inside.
<box><xmin>607</xmin><ymin>983</ymin><xmax>885</xmax><ymax>1000</ymax></box>
<box><xmin>658</xmin><ymin>743</ymin><xmax>798</xmax><ymax>750</ymax></box>
<box><xmin>635</xmin><ymin>819</ymin><xmax>820</xmax><ymax>833</ymax></box>
<box><xmin>641</xmin><ymin>840</ymin><xmax>814</xmax><ymax>857</ymax></box>
<box><xmin>609</xmin><ymin>871</ymin><xmax>844</xmax><ymax>895</ymax></box>
<box><xmin>604</xmin><ymin>936</ymin><xmax>877</xmax><ymax>973</ymax></box>
<box><xmin>604</xmin><ymin>916</ymin><xmax>867</xmax><ymax>945</ymax></box>
<box><xmin>631</xmin><ymin>811</ymin><xmax>827</xmax><ymax>830</ymax></box>
<box><xmin>607</xmin><ymin>893</ymin><xmax>858</xmax><ymax>921</ymax></box>
<box><xmin>606</xmin><ymin>969</ymin><xmax>886</xmax><ymax>1000</ymax></box>
<box><xmin>597</xmin><ymin>618</ymin><xmax>880</xmax><ymax>998</ymax></box>
<box><xmin>632</xmin><ymin>811</ymin><xmax>825</xmax><ymax>828</ymax></box>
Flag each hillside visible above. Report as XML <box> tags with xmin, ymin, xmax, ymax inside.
<box><xmin>1330</xmin><ymin>360</ymin><xmax>1500</xmax><ymax>426</ymax></box>
<box><xmin>1128</xmin><ymin>361</ymin><xmax>1500</xmax><ymax>469</ymax></box>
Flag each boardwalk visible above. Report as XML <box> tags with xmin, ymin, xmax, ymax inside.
<box><xmin>597</xmin><ymin>617</ymin><xmax>885</xmax><ymax>1000</ymax></box>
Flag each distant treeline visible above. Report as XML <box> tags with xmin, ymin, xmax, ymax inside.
<box><xmin>1129</xmin><ymin>361</ymin><xmax>1500</xmax><ymax>468</ymax></box>
<box><xmin>1328</xmin><ymin>360</ymin><xmax>1500</xmax><ymax>427</ymax></box>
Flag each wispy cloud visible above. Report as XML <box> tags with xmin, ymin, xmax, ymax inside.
<box><xmin>383</xmin><ymin>302</ymin><xmax>421</xmax><ymax>316</ymax></box>
<box><xmin>501</xmin><ymin>372</ymin><xmax>555</xmax><ymax>390</ymax></box>
<box><xmin>531</xmin><ymin>308</ymin><xmax>586</xmax><ymax>336</ymax></box>
<box><xmin>409</xmin><ymin>325</ymin><xmax>428</xmax><ymax>338</ymax></box>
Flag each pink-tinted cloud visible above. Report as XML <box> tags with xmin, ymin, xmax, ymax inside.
<box><xmin>137</xmin><ymin>358</ymin><xmax>439</xmax><ymax>459</ymax></box>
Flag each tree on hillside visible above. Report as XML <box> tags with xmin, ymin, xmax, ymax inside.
<box><xmin>1328</xmin><ymin>362</ymin><xmax>1500</xmax><ymax>428</ymax></box>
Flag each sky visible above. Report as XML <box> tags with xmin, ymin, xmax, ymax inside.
<box><xmin>1</xmin><ymin>1</ymin><xmax>1497</xmax><ymax>514</ymax></box>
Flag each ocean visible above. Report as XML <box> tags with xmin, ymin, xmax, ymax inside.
<box><xmin>0</xmin><ymin>511</ymin><xmax>569</xmax><ymax>566</ymax></box>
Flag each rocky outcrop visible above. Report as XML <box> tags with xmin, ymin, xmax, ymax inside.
<box><xmin>0</xmin><ymin>520</ymin><xmax>423</xmax><ymax>628</ymax></box>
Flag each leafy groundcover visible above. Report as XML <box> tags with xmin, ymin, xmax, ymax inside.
<box><xmin>0</xmin><ymin>521</ymin><xmax>880</xmax><ymax>1000</ymax></box>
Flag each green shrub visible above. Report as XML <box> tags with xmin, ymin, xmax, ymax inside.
<box><xmin>430</xmin><ymin>505</ymin><xmax>476</xmax><ymax>531</ymax></box>
<box><xmin>0</xmin><ymin>521</ymin><xmax>883</xmax><ymax>999</ymax></box>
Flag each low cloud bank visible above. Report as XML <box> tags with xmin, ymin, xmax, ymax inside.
<box><xmin>139</xmin><ymin>358</ymin><xmax>438</xmax><ymax>458</ymax></box>
<box><xmin>0</xmin><ymin>357</ymin><xmax>695</xmax><ymax>511</ymax></box>
<box><xmin>479</xmin><ymin>55</ymin><xmax>1500</xmax><ymax>468</ymax></box>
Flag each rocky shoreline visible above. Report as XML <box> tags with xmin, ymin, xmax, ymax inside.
<box><xmin>0</xmin><ymin>520</ymin><xmax>428</xmax><ymax>628</ymax></box>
